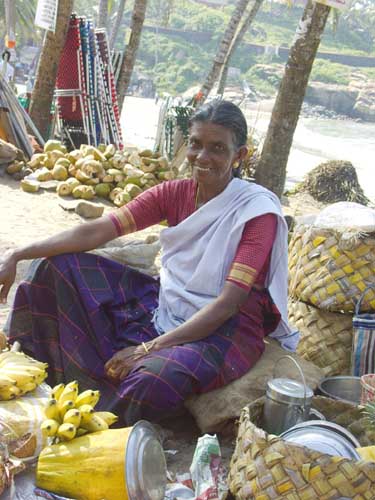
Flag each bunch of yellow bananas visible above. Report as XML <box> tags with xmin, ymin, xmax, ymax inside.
<box><xmin>41</xmin><ymin>381</ymin><xmax>118</xmax><ymax>443</ymax></box>
<box><xmin>0</xmin><ymin>349</ymin><xmax>48</xmax><ymax>400</ymax></box>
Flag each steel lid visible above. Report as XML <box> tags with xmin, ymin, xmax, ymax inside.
<box><xmin>280</xmin><ymin>425</ymin><xmax>361</xmax><ymax>460</ymax></box>
<box><xmin>284</xmin><ymin>419</ymin><xmax>361</xmax><ymax>449</ymax></box>
<box><xmin>267</xmin><ymin>377</ymin><xmax>313</xmax><ymax>405</ymax></box>
<box><xmin>125</xmin><ymin>420</ymin><xmax>167</xmax><ymax>500</ymax></box>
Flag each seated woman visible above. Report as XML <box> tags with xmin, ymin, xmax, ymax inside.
<box><xmin>0</xmin><ymin>100</ymin><xmax>298</xmax><ymax>425</ymax></box>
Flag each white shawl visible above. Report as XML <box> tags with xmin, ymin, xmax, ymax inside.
<box><xmin>153</xmin><ymin>178</ymin><xmax>299</xmax><ymax>351</ymax></box>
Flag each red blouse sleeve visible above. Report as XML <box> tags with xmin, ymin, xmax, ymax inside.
<box><xmin>227</xmin><ymin>213</ymin><xmax>278</xmax><ymax>291</ymax></box>
<box><xmin>108</xmin><ymin>179</ymin><xmax>196</xmax><ymax>236</ymax></box>
<box><xmin>108</xmin><ymin>182</ymin><xmax>171</xmax><ymax>236</ymax></box>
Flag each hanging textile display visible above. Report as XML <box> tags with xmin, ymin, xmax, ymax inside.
<box><xmin>53</xmin><ymin>14</ymin><xmax>123</xmax><ymax>149</ymax></box>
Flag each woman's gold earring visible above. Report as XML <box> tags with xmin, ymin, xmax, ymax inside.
<box><xmin>233</xmin><ymin>162</ymin><xmax>240</xmax><ymax>169</ymax></box>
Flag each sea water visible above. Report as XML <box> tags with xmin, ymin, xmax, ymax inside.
<box><xmin>122</xmin><ymin>97</ymin><xmax>375</xmax><ymax>203</ymax></box>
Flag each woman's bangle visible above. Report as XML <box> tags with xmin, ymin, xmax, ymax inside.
<box><xmin>142</xmin><ymin>340</ymin><xmax>157</xmax><ymax>355</ymax></box>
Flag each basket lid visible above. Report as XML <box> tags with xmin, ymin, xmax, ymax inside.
<box><xmin>267</xmin><ymin>377</ymin><xmax>313</xmax><ymax>405</ymax></box>
<box><xmin>125</xmin><ymin>420</ymin><xmax>167</xmax><ymax>500</ymax></box>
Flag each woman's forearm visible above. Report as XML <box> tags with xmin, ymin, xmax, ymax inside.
<box><xmin>154</xmin><ymin>282</ymin><xmax>249</xmax><ymax>350</ymax></box>
<box><xmin>11</xmin><ymin>216</ymin><xmax>119</xmax><ymax>263</ymax></box>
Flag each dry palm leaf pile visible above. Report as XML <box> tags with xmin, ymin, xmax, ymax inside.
<box><xmin>292</xmin><ymin>160</ymin><xmax>369</xmax><ymax>205</ymax></box>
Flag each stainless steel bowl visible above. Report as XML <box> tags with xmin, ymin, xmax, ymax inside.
<box><xmin>317</xmin><ymin>376</ymin><xmax>361</xmax><ymax>405</ymax></box>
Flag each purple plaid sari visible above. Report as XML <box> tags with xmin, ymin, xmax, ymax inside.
<box><xmin>6</xmin><ymin>253</ymin><xmax>279</xmax><ymax>424</ymax></box>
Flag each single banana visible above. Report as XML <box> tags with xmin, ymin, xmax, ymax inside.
<box><xmin>1</xmin><ymin>369</ymin><xmax>35</xmax><ymax>386</ymax></box>
<box><xmin>59</xmin><ymin>400</ymin><xmax>75</xmax><ymax>420</ymax></box>
<box><xmin>34</xmin><ymin>370</ymin><xmax>48</xmax><ymax>385</ymax></box>
<box><xmin>41</xmin><ymin>419</ymin><xmax>59</xmax><ymax>438</ymax></box>
<box><xmin>75</xmin><ymin>389</ymin><xmax>100</xmax><ymax>408</ymax></box>
<box><xmin>19</xmin><ymin>381</ymin><xmax>37</xmax><ymax>395</ymax></box>
<box><xmin>0</xmin><ymin>385</ymin><xmax>21</xmax><ymax>400</ymax></box>
<box><xmin>57</xmin><ymin>423</ymin><xmax>76</xmax><ymax>441</ymax></box>
<box><xmin>93</xmin><ymin>411</ymin><xmax>118</xmax><ymax>426</ymax></box>
<box><xmin>58</xmin><ymin>386</ymin><xmax>78</xmax><ymax>406</ymax></box>
<box><xmin>76</xmin><ymin>427</ymin><xmax>89</xmax><ymax>437</ymax></box>
<box><xmin>63</xmin><ymin>409</ymin><xmax>81</xmax><ymax>428</ymax></box>
<box><xmin>3</xmin><ymin>365</ymin><xmax>45</xmax><ymax>378</ymax></box>
<box><xmin>0</xmin><ymin>375</ymin><xmax>18</xmax><ymax>389</ymax></box>
<box><xmin>0</xmin><ymin>351</ymin><xmax>48</xmax><ymax>369</ymax></box>
<box><xmin>45</xmin><ymin>399</ymin><xmax>60</xmax><ymax>420</ymax></box>
<box><xmin>51</xmin><ymin>383</ymin><xmax>65</xmax><ymax>401</ymax></box>
<box><xmin>79</xmin><ymin>404</ymin><xmax>95</xmax><ymax>425</ymax></box>
<box><xmin>80</xmin><ymin>414</ymin><xmax>109</xmax><ymax>432</ymax></box>
<box><xmin>65</xmin><ymin>380</ymin><xmax>79</xmax><ymax>392</ymax></box>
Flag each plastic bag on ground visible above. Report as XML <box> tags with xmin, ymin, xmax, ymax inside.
<box><xmin>165</xmin><ymin>434</ymin><xmax>228</xmax><ymax>500</ymax></box>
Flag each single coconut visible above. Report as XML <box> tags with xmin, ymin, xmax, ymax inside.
<box><xmin>51</xmin><ymin>164</ymin><xmax>68</xmax><ymax>181</ymax></box>
<box><xmin>21</xmin><ymin>179</ymin><xmax>40</xmax><ymax>193</ymax></box>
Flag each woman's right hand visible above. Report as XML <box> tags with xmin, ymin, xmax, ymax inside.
<box><xmin>0</xmin><ymin>250</ymin><xmax>17</xmax><ymax>304</ymax></box>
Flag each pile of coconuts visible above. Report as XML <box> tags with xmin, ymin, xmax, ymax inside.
<box><xmin>6</xmin><ymin>140</ymin><xmax>176</xmax><ymax>207</ymax></box>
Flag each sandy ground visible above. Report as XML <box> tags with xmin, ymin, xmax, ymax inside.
<box><xmin>0</xmin><ymin>164</ymin><xmax>323</xmax><ymax>486</ymax></box>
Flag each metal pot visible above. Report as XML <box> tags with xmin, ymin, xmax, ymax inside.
<box><xmin>263</xmin><ymin>356</ymin><xmax>324</xmax><ymax>435</ymax></box>
<box><xmin>317</xmin><ymin>376</ymin><xmax>361</xmax><ymax>405</ymax></box>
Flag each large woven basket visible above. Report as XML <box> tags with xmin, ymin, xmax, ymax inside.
<box><xmin>288</xmin><ymin>299</ymin><xmax>353</xmax><ymax>376</ymax></box>
<box><xmin>289</xmin><ymin>224</ymin><xmax>375</xmax><ymax>313</ymax></box>
<box><xmin>228</xmin><ymin>396</ymin><xmax>375</xmax><ymax>499</ymax></box>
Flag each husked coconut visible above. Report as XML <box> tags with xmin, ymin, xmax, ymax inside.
<box><xmin>95</xmin><ymin>183</ymin><xmax>111</xmax><ymax>198</ymax></box>
<box><xmin>128</xmin><ymin>152</ymin><xmax>142</xmax><ymax>168</ymax></box>
<box><xmin>157</xmin><ymin>170</ymin><xmax>175</xmax><ymax>181</ymax></box>
<box><xmin>52</xmin><ymin>164</ymin><xmax>68</xmax><ymax>181</ymax></box>
<box><xmin>124</xmin><ymin>183</ymin><xmax>142</xmax><ymax>199</ymax></box>
<box><xmin>109</xmin><ymin>187</ymin><xmax>123</xmax><ymax>202</ymax></box>
<box><xmin>139</xmin><ymin>149</ymin><xmax>153</xmax><ymax>158</ymax></box>
<box><xmin>56</xmin><ymin>182</ymin><xmax>72</xmax><ymax>196</ymax></box>
<box><xmin>6</xmin><ymin>161</ymin><xmax>23</xmax><ymax>175</ymax></box>
<box><xmin>72</xmin><ymin>185</ymin><xmax>95</xmax><ymax>200</ymax></box>
<box><xmin>35</xmin><ymin>167</ymin><xmax>53</xmax><ymax>182</ymax></box>
<box><xmin>27</xmin><ymin>153</ymin><xmax>46</xmax><ymax>169</ymax></box>
<box><xmin>157</xmin><ymin>157</ymin><xmax>169</xmax><ymax>170</ymax></box>
<box><xmin>114</xmin><ymin>192</ymin><xmax>132</xmax><ymax>207</ymax></box>
<box><xmin>104</xmin><ymin>144</ymin><xmax>116</xmax><ymax>159</ymax></box>
<box><xmin>44</xmin><ymin>140</ymin><xmax>67</xmax><ymax>154</ymax></box>
<box><xmin>65</xmin><ymin>150</ymin><xmax>82</xmax><ymax>164</ymax></box>
<box><xmin>21</xmin><ymin>179</ymin><xmax>40</xmax><ymax>193</ymax></box>
<box><xmin>75</xmin><ymin>170</ymin><xmax>92</xmax><ymax>183</ymax></box>
<box><xmin>66</xmin><ymin>177</ymin><xmax>81</xmax><ymax>189</ymax></box>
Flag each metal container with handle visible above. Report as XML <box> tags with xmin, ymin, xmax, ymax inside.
<box><xmin>263</xmin><ymin>355</ymin><xmax>324</xmax><ymax>435</ymax></box>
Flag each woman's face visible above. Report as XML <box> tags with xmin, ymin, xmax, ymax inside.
<box><xmin>187</xmin><ymin>121</ymin><xmax>246</xmax><ymax>189</ymax></box>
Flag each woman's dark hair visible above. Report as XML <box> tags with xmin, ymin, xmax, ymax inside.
<box><xmin>188</xmin><ymin>99</ymin><xmax>248</xmax><ymax>177</ymax></box>
<box><xmin>2</xmin><ymin>50</ymin><xmax>11</xmax><ymax>62</ymax></box>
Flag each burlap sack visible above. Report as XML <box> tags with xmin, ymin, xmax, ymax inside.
<box><xmin>93</xmin><ymin>235</ymin><xmax>161</xmax><ymax>275</ymax></box>
<box><xmin>185</xmin><ymin>339</ymin><xmax>323</xmax><ymax>433</ymax></box>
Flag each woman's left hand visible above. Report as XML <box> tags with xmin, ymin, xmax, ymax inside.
<box><xmin>104</xmin><ymin>345</ymin><xmax>146</xmax><ymax>382</ymax></box>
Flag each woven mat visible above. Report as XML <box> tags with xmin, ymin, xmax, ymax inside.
<box><xmin>289</xmin><ymin>299</ymin><xmax>353</xmax><ymax>377</ymax></box>
<box><xmin>289</xmin><ymin>225</ymin><xmax>375</xmax><ymax>313</ymax></box>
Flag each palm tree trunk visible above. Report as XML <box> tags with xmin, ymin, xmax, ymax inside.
<box><xmin>117</xmin><ymin>0</ymin><xmax>148</xmax><ymax>112</ymax></box>
<box><xmin>98</xmin><ymin>0</ymin><xmax>108</xmax><ymax>30</ymax></box>
<box><xmin>199</xmin><ymin>0</ymin><xmax>250</xmax><ymax>103</ymax></box>
<box><xmin>255</xmin><ymin>0</ymin><xmax>331</xmax><ymax>198</ymax></box>
<box><xmin>109</xmin><ymin>0</ymin><xmax>127</xmax><ymax>49</ymax></box>
<box><xmin>29</xmin><ymin>0</ymin><xmax>74</xmax><ymax>139</ymax></box>
<box><xmin>217</xmin><ymin>0</ymin><xmax>264</xmax><ymax>96</ymax></box>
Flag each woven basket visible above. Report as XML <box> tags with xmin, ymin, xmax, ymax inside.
<box><xmin>288</xmin><ymin>299</ymin><xmax>353</xmax><ymax>377</ymax></box>
<box><xmin>228</xmin><ymin>396</ymin><xmax>375</xmax><ymax>499</ymax></box>
<box><xmin>289</xmin><ymin>225</ymin><xmax>375</xmax><ymax>313</ymax></box>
